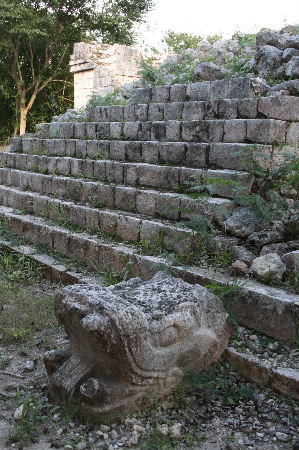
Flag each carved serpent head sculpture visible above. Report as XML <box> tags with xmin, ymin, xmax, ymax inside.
<box><xmin>44</xmin><ymin>272</ymin><xmax>230</xmax><ymax>419</ymax></box>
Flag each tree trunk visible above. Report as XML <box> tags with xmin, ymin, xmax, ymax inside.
<box><xmin>19</xmin><ymin>106</ymin><xmax>28</xmax><ymax>135</ymax></box>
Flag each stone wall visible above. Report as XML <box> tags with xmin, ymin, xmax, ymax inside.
<box><xmin>70</xmin><ymin>42</ymin><xmax>144</xmax><ymax>109</ymax></box>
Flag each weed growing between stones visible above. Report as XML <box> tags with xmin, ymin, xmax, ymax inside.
<box><xmin>7</xmin><ymin>393</ymin><xmax>53</xmax><ymax>447</ymax></box>
<box><xmin>0</xmin><ymin>355</ymin><xmax>10</xmax><ymax>369</ymax></box>
<box><xmin>102</xmin><ymin>258</ymin><xmax>134</xmax><ymax>286</ymax></box>
<box><xmin>205</xmin><ymin>280</ymin><xmax>246</xmax><ymax>329</ymax></box>
<box><xmin>183</xmin><ymin>365</ymin><xmax>255</xmax><ymax>406</ymax></box>
<box><xmin>164</xmin><ymin>31</ymin><xmax>202</xmax><ymax>53</ymax></box>
<box><xmin>0</xmin><ymin>247</ymin><xmax>42</xmax><ymax>283</ymax></box>
<box><xmin>0</xmin><ymin>220</ymin><xmax>21</xmax><ymax>245</ymax></box>
<box><xmin>138</xmin><ymin>232</ymin><xmax>165</xmax><ymax>256</ymax></box>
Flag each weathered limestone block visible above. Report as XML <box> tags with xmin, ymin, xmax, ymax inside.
<box><xmin>165</xmin><ymin>121</ymin><xmax>181</xmax><ymax>142</ymax></box>
<box><xmin>186</xmin><ymin>82</ymin><xmax>211</xmax><ymax>101</ymax></box>
<box><xmin>151</xmin><ymin>121</ymin><xmax>166</xmax><ymax>141</ymax></box>
<box><xmin>130</xmin><ymin>88</ymin><xmax>152</xmax><ymax>105</ymax></box>
<box><xmin>254</xmin><ymin>45</ymin><xmax>283</xmax><ymax>77</ymax></box>
<box><xmin>285</xmin><ymin>56</ymin><xmax>299</xmax><ymax>77</ymax></box>
<box><xmin>186</xmin><ymin>143</ymin><xmax>207</xmax><ymax>167</ymax></box>
<box><xmin>223</xmin><ymin>206</ymin><xmax>267</xmax><ymax>238</ymax></box>
<box><xmin>223</xmin><ymin>119</ymin><xmax>247</xmax><ymax>143</ymax></box>
<box><xmin>256</xmin><ymin>30</ymin><xmax>283</xmax><ymax>50</ymax></box>
<box><xmin>138</xmin><ymin>122</ymin><xmax>152</xmax><ymax>141</ymax></box>
<box><xmin>152</xmin><ymin>85</ymin><xmax>170</xmax><ymax>103</ymax></box>
<box><xmin>246</xmin><ymin>119</ymin><xmax>286</xmax><ymax>144</ymax></box>
<box><xmin>210</xmin><ymin>79</ymin><xmax>230</xmax><ymax>101</ymax></box>
<box><xmin>182</xmin><ymin>102</ymin><xmax>206</xmax><ymax>120</ymax></box>
<box><xmin>258</xmin><ymin>96</ymin><xmax>299</xmax><ymax>121</ymax></box>
<box><xmin>135</xmin><ymin>104</ymin><xmax>149</xmax><ymax>122</ymax></box>
<box><xmin>218</xmin><ymin>99</ymin><xmax>238</xmax><ymax>119</ymax></box>
<box><xmin>148</xmin><ymin>103</ymin><xmax>164</xmax><ymax>121</ymax></box>
<box><xmin>110</xmin><ymin>122</ymin><xmax>123</xmax><ymax>140</ymax></box>
<box><xmin>238</xmin><ymin>98</ymin><xmax>258</xmax><ymax>119</ymax></box>
<box><xmin>164</xmin><ymin>102</ymin><xmax>184</xmax><ymax>121</ymax></box>
<box><xmin>194</xmin><ymin>62</ymin><xmax>226</xmax><ymax>81</ymax></box>
<box><xmin>44</xmin><ymin>272</ymin><xmax>230</xmax><ymax>419</ymax></box>
<box><xmin>159</xmin><ymin>143</ymin><xmax>185</xmax><ymax>165</ymax></box>
<box><xmin>9</xmin><ymin>137</ymin><xmax>22</xmax><ymax>153</ymax></box>
<box><xmin>141</xmin><ymin>141</ymin><xmax>159</xmax><ymax>164</ymax></box>
<box><xmin>170</xmin><ymin>84</ymin><xmax>186</xmax><ymax>102</ymax></box>
<box><xmin>251</xmin><ymin>253</ymin><xmax>286</xmax><ymax>282</ymax></box>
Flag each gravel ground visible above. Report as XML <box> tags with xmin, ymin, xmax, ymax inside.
<box><xmin>231</xmin><ymin>327</ymin><xmax>299</xmax><ymax>370</ymax></box>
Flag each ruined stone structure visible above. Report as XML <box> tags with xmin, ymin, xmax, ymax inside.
<box><xmin>1</xmin><ymin>77</ymin><xmax>299</xmax><ymax>405</ymax></box>
<box><xmin>70</xmin><ymin>42</ymin><xmax>144</xmax><ymax>108</ymax></box>
<box><xmin>44</xmin><ymin>272</ymin><xmax>229</xmax><ymax>418</ymax></box>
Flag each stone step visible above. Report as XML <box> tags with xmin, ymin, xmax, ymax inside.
<box><xmin>225</xmin><ymin>326</ymin><xmax>299</xmax><ymax>400</ymax></box>
<box><xmin>13</xmin><ymin>138</ymin><xmax>280</xmax><ymax>171</ymax></box>
<box><xmin>88</xmin><ymin>96</ymin><xmax>299</xmax><ymax>123</ymax></box>
<box><xmin>0</xmin><ymin>238</ymin><xmax>101</xmax><ymax>286</ymax></box>
<box><xmin>34</xmin><ymin>118</ymin><xmax>293</xmax><ymax>145</ymax></box>
<box><xmin>0</xmin><ymin>168</ymin><xmax>235</xmax><ymax>223</ymax></box>
<box><xmin>129</xmin><ymin>77</ymin><xmax>266</xmax><ymax>105</ymax></box>
<box><xmin>0</xmin><ymin>205</ymin><xmax>298</xmax><ymax>342</ymax></box>
<box><xmin>225</xmin><ymin>347</ymin><xmax>299</xmax><ymax>400</ymax></box>
<box><xmin>0</xmin><ymin>185</ymin><xmax>200</xmax><ymax>254</ymax></box>
<box><xmin>0</xmin><ymin>152</ymin><xmax>254</xmax><ymax>199</ymax></box>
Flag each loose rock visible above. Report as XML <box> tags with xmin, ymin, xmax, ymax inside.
<box><xmin>281</xmin><ymin>250</ymin><xmax>299</xmax><ymax>271</ymax></box>
<box><xmin>231</xmin><ymin>260</ymin><xmax>248</xmax><ymax>275</ymax></box>
<box><xmin>194</xmin><ymin>61</ymin><xmax>226</xmax><ymax>80</ymax></box>
<box><xmin>251</xmin><ymin>253</ymin><xmax>286</xmax><ymax>282</ymax></box>
<box><xmin>223</xmin><ymin>207</ymin><xmax>267</xmax><ymax>238</ymax></box>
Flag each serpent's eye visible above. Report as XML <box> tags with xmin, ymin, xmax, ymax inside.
<box><xmin>159</xmin><ymin>326</ymin><xmax>178</xmax><ymax>347</ymax></box>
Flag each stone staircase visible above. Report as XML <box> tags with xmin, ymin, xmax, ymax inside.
<box><xmin>0</xmin><ymin>77</ymin><xmax>299</xmax><ymax>397</ymax></box>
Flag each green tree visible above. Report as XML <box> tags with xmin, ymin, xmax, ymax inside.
<box><xmin>0</xmin><ymin>0</ymin><xmax>153</xmax><ymax>136</ymax></box>
<box><xmin>164</xmin><ymin>31</ymin><xmax>202</xmax><ymax>53</ymax></box>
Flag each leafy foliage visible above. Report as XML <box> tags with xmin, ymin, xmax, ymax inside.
<box><xmin>86</xmin><ymin>91</ymin><xmax>129</xmax><ymax>110</ymax></box>
<box><xmin>207</xmin><ymin>34</ymin><xmax>223</xmax><ymax>44</ymax></box>
<box><xmin>0</xmin><ymin>0</ymin><xmax>153</xmax><ymax>136</ymax></box>
<box><xmin>233</xmin><ymin>147</ymin><xmax>299</xmax><ymax>222</ymax></box>
<box><xmin>164</xmin><ymin>31</ymin><xmax>202</xmax><ymax>53</ymax></box>
<box><xmin>232</xmin><ymin>32</ymin><xmax>256</xmax><ymax>50</ymax></box>
<box><xmin>138</xmin><ymin>57</ymin><xmax>168</xmax><ymax>86</ymax></box>
<box><xmin>138</xmin><ymin>52</ymin><xmax>199</xmax><ymax>86</ymax></box>
<box><xmin>225</xmin><ymin>55</ymin><xmax>253</xmax><ymax>77</ymax></box>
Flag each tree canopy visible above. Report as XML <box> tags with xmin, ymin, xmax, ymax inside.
<box><xmin>0</xmin><ymin>0</ymin><xmax>153</xmax><ymax>138</ymax></box>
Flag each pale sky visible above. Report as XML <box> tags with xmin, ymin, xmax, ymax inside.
<box><xmin>137</xmin><ymin>0</ymin><xmax>299</xmax><ymax>49</ymax></box>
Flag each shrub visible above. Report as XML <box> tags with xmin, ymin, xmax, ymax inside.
<box><xmin>207</xmin><ymin>34</ymin><xmax>223</xmax><ymax>44</ymax></box>
<box><xmin>232</xmin><ymin>32</ymin><xmax>256</xmax><ymax>49</ymax></box>
<box><xmin>86</xmin><ymin>91</ymin><xmax>128</xmax><ymax>110</ymax></box>
<box><xmin>138</xmin><ymin>52</ymin><xmax>198</xmax><ymax>86</ymax></box>
<box><xmin>138</xmin><ymin>57</ymin><xmax>168</xmax><ymax>86</ymax></box>
<box><xmin>164</xmin><ymin>31</ymin><xmax>202</xmax><ymax>53</ymax></box>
